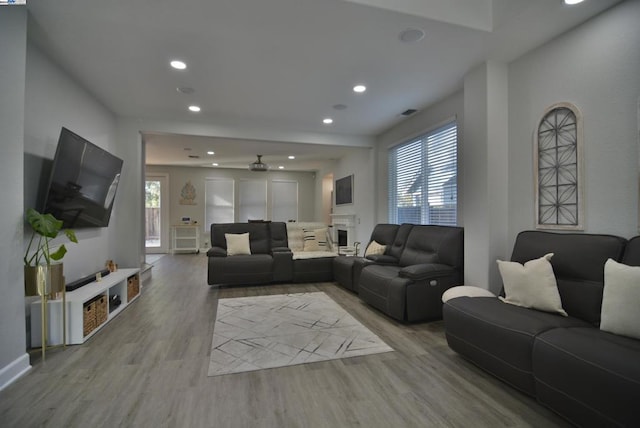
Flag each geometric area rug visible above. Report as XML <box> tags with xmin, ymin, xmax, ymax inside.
<box><xmin>208</xmin><ymin>292</ymin><xmax>393</xmax><ymax>376</ymax></box>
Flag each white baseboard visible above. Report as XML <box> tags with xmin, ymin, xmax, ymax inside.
<box><xmin>0</xmin><ymin>353</ymin><xmax>31</xmax><ymax>392</ymax></box>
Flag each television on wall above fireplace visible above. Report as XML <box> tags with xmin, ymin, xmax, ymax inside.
<box><xmin>335</xmin><ymin>174</ymin><xmax>353</xmax><ymax>206</ymax></box>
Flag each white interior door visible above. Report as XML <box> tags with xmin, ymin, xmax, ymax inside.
<box><xmin>145</xmin><ymin>174</ymin><xmax>169</xmax><ymax>253</ymax></box>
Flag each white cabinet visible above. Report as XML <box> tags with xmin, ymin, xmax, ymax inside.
<box><xmin>171</xmin><ymin>225</ymin><xmax>200</xmax><ymax>253</ymax></box>
<box><xmin>31</xmin><ymin>268</ymin><xmax>140</xmax><ymax>346</ymax></box>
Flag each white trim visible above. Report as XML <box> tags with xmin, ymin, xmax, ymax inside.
<box><xmin>0</xmin><ymin>353</ymin><xmax>31</xmax><ymax>392</ymax></box>
<box><xmin>385</xmin><ymin>115</ymin><xmax>457</xmax><ymax>150</ymax></box>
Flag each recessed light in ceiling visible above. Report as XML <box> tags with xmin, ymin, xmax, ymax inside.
<box><xmin>207</xmin><ymin>151</ymin><xmax>214</xmax><ymax>155</ymax></box>
<box><xmin>188</xmin><ymin>105</ymin><xmax>201</xmax><ymax>112</ymax></box>
<box><xmin>212</xmin><ymin>163</ymin><xmax>219</xmax><ymax>166</ymax></box>
<box><xmin>353</xmin><ymin>85</ymin><xmax>366</xmax><ymax>93</ymax></box>
<box><xmin>323</xmin><ymin>118</ymin><xmax>334</xmax><ymax>124</ymax></box>
<box><xmin>288</xmin><ymin>155</ymin><xmax>295</xmax><ymax>159</ymax></box>
<box><xmin>278</xmin><ymin>166</ymin><xmax>284</xmax><ymax>169</ymax></box>
<box><xmin>170</xmin><ymin>60</ymin><xmax>187</xmax><ymax>70</ymax></box>
<box><xmin>564</xmin><ymin>0</ymin><xmax>584</xmax><ymax>4</ymax></box>
<box><xmin>399</xmin><ymin>28</ymin><xmax>425</xmax><ymax>43</ymax></box>
<box><xmin>177</xmin><ymin>86</ymin><xmax>194</xmax><ymax>94</ymax></box>
<box><xmin>333</xmin><ymin>104</ymin><xmax>347</xmax><ymax>110</ymax></box>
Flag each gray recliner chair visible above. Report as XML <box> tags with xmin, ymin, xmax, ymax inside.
<box><xmin>358</xmin><ymin>225</ymin><xmax>464</xmax><ymax>322</ymax></box>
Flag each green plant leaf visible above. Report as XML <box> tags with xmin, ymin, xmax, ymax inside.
<box><xmin>26</xmin><ymin>208</ymin><xmax>62</xmax><ymax>239</ymax></box>
<box><xmin>64</xmin><ymin>229</ymin><xmax>78</xmax><ymax>243</ymax></box>
<box><xmin>50</xmin><ymin>244</ymin><xmax>67</xmax><ymax>261</ymax></box>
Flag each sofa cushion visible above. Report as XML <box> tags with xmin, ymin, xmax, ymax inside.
<box><xmin>497</xmin><ymin>254</ymin><xmax>567</xmax><ymax>316</ymax></box>
<box><xmin>601</xmin><ymin>259</ymin><xmax>640</xmax><ymax>340</ymax></box>
<box><xmin>509</xmin><ymin>231</ymin><xmax>626</xmax><ymax>324</ymax></box>
<box><xmin>533</xmin><ymin>327</ymin><xmax>640</xmax><ymax>427</ymax></box>
<box><xmin>212</xmin><ymin>223</ymin><xmax>271</xmax><ymax>254</ymax></box>
<box><xmin>364</xmin><ymin>240</ymin><xmax>386</xmax><ymax>257</ymax></box>
<box><xmin>398</xmin><ymin>225</ymin><xmax>463</xmax><ymax>268</ymax></box>
<box><xmin>225</xmin><ymin>233</ymin><xmax>251</xmax><ymax>256</ymax></box>
<box><xmin>399</xmin><ymin>263</ymin><xmax>454</xmax><ymax>281</ymax></box>
<box><xmin>443</xmin><ymin>296</ymin><xmax>591</xmax><ymax>395</ymax></box>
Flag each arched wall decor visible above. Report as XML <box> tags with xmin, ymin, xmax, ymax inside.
<box><xmin>534</xmin><ymin>102</ymin><xmax>584</xmax><ymax>230</ymax></box>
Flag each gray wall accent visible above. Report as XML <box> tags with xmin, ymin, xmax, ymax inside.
<box><xmin>0</xmin><ymin>6</ymin><xmax>30</xmax><ymax>390</ymax></box>
<box><xmin>24</xmin><ymin>44</ymin><xmax>118</xmax><ymax>283</ymax></box>
<box><xmin>508</xmin><ymin>0</ymin><xmax>640</xmax><ymax>243</ymax></box>
<box><xmin>462</xmin><ymin>61</ymin><xmax>509</xmax><ymax>291</ymax></box>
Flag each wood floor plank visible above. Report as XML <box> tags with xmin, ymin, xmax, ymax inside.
<box><xmin>0</xmin><ymin>254</ymin><xmax>570</xmax><ymax>427</ymax></box>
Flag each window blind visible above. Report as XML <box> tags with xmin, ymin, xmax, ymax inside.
<box><xmin>205</xmin><ymin>178</ymin><xmax>234</xmax><ymax>224</ymax></box>
<box><xmin>238</xmin><ymin>179</ymin><xmax>267</xmax><ymax>221</ymax></box>
<box><xmin>388</xmin><ymin>122</ymin><xmax>457</xmax><ymax>226</ymax></box>
<box><xmin>271</xmin><ymin>180</ymin><xmax>298</xmax><ymax>222</ymax></box>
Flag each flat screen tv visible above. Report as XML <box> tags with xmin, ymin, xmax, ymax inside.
<box><xmin>43</xmin><ymin>127</ymin><xmax>124</xmax><ymax>228</ymax></box>
<box><xmin>335</xmin><ymin>174</ymin><xmax>353</xmax><ymax>206</ymax></box>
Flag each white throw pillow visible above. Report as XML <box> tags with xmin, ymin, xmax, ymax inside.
<box><xmin>365</xmin><ymin>241</ymin><xmax>386</xmax><ymax>257</ymax></box>
<box><xmin>600</xmin><ymin>259</ymin><xmax>640</xmax><ymax>340</ymax></box>
<box><xmin>497</xmin><ymin>253</ymin><xmax>567</xmax><ymax>316</ymax></box>
<box><xmin>225</xmin><ymin>233</ymin><xmax>251</xmax><ymax>256</ymax></box>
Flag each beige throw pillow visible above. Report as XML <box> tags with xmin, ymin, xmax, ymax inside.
<box><xmin>497</xmin><ymin>253</ymin><xmax>567</xmax><ymax>316</ymax></box>
<box><xmin>303</xmin><ymin>228</ymin><xmax>328</xmax><ymax>251</ymax></box>
<box><xmin>225</xmin><ymin>233</ymin><xmax>251</xmax><ymax>256</ymax></box>
<box><xmin>365</xmin><ymin>241</ymin><xmax>386</xmax><ymax>257</ymax></box>
<box><xmin>600</xmin><ymin>259</ymin><xmax>640</xmax><ymax>340</ymax></box>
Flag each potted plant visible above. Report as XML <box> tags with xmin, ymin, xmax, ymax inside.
<box><xmin>24</xmin><ymin>208</ymin><xmax>77</xmax><ymax>297</ymax></box>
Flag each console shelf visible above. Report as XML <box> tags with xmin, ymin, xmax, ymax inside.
<box><xmin>31</xmin><ymin>268</ymin><xmax>140</xmax><ymax>346</ymax></box>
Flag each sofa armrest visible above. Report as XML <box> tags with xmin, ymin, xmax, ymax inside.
<box><xmin>366</xmin><ymin>254</ymin><xmax>399</xmax><ymax>264</ymax></box>
<box><xmin>207</xmin><ymin>246</ymin><xmax>227</xmax><ymax>257</ymax></box>
<box><xmin>399</xmin><ymin>263</ymin><xmax>454</xmax><ymax>281</ymax></box>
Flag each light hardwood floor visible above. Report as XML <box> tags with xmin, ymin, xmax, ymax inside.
<box><xmin>0</xmin><ymin>254</ymin><xmax>570</xmax><ymax>427</ymax></box>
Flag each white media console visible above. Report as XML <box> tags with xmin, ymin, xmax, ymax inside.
<box><xmin>31</xmin><ymin>268</ymin><xmax>140</xmax><ymax>346</ymax></box>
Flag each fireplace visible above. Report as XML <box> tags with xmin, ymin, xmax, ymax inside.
<box><xmin>337</xmin><ymin>229</ymin><xmax>348</xmax><ymax>247</ymax></box>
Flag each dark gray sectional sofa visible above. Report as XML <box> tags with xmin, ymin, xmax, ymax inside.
<box><xmin>334</xmin><ymin>223</ymin><xmax>464</xmax><ymax>322</ymax></box>
<box><xmin>443</xmin><ymin>231</ymin><xmax>640</xmax><ymax>427</ymax></box>
<box><xmin>207</xmin><ymin>221</ymin><xmax>335</xmax><ymax>286</ymax></box>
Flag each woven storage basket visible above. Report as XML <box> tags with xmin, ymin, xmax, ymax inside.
<box><xmin>95</xmin><ymin>294</ymin><xmax>108</xmax><ymax>325</ymax></box>
<box><xmin>83</xmin><ymin>300</ymin><xmax>97</xmax><ymax>337</ymax></box>
<box><xmin>127</xmin><ymin>274</ymin><xmax>140</xmax><ymax>301</ymax></box>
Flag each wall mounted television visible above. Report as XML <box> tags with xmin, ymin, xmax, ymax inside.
<box><xmin>335</xmin><ymin>174</ymin><xmax>353</xmax><ymax>206</ymax></box>
<box><xmin>43</xmin><ymin>127</ymin><xmax>123</xmax><ymax>228</ymax></box>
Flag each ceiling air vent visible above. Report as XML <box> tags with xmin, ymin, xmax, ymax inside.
<box><xmin>188</xmin><ymin>155</ymin><xmax>200</xmax><ymax>159</ymax></box>
<box><xmin>401</xmin><ymin>109</ymin><xmax>418</xmax><ymax>116</ymax></box>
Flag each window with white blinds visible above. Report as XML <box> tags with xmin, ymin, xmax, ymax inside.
<box><xmin>238</xmin><ymin>179</ymin><xmax>267</xmax><ymax>221</ymax></box>
<box><xmin>271</xmin><ymin>180</ymin><xmax>298</xmax><ymax>222</ymax></box>
<box><xmin>205</xmin><ymin>178</ymin><xmax>234</xmax><ymax>225</ymax></box>
<box><xmin>388</xmin><ymin>122</ymin><xmax>457</xmax><ymax>226</ymax></box>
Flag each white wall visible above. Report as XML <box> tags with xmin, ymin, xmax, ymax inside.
<box><xmin>145</xmin><ymin>165</ymin><xmax>316</xmax><ymax>246</ymax></box>
<box><xmin>24</xmin><ymin>44</ymin><xmax>118</xmax><ymax>283</ymax></box>
<box><xmin>508</xmin><ymin>0</ymin><xmax>640</xmax><ymax>242</ymax></box>
<box><xmin>0</xmin><ymin>6</ymin><xmax>30</xmax><ymax>391</ymax></box>
<box><xmin>329</xmin><ymin>148</ymin><xmax>376</xmax><ymax>244</ymax></box>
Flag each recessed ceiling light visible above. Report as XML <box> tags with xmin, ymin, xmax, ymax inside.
<box><xmin>212</xmin><ymin>163</ymin><xmax>219</xmax><ymax>166</ymax></box>
<box><xmin>399</xmin><ymin>28</ymin><xmax>425</xmax><ymax>43</ymax></box>
<box><xmin>278</xmin><ymin>166</ymin><xmax>284</xmax><ymax>169</ymax></box>
<box><xmin>188</xmin><ymin>105</ymin><xmax>201</xmax><ymax>112</ymax></box>
<box><xmin>207</xmin><ymin>151</ymin><xmax>215</xmax><ymax>155</ymax></box>
<box><xmin>288</xmin><ymin>155</ymin><xmax>295</xmax><ymax>159</ymax></box>
<box><xmin>323</xmin><ymin>118</ymin><xmax>333</xmax><ymax>124</ymax></box>
<box><xmin>564</xmin><ymin>0</ymin><xmax>584</xmax><ymax>4</ymax></box>
<box><xmin>353</xmin><ymin>85</ymin><xmax>366</xmax><ymax>93</ymax></box>
<box><xmin>170</xmin><ymin>60</ymin><xmax>187</xmax><ymax>70</ymax></box>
